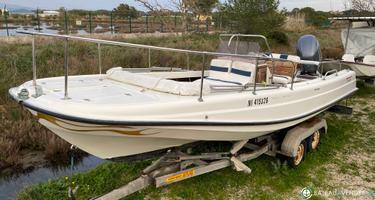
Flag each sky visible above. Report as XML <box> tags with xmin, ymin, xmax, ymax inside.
<box><xmin>3</xmin><ymin>0</ymin><xmax>349</xmax><ymax>11</ymax></box>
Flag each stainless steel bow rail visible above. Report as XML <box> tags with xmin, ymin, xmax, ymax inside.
<box><xmin>17</xmin><ymin>31</ymin><xmax>342</xmax><ymax>102</ymax></box>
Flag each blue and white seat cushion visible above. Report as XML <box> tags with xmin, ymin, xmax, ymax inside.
<box><xmin>208</xmin><ymin>58</ymin><xmax>256</xmax><ymax>86</ymax></box>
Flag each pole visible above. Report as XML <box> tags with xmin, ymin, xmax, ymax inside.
<box><xmin>219</xmin><ymin>14</ymin><xmax>223</xmax><ymax>30</ymax></box>
<box><xmin>148</xmin><ymin>48</ymin><xmax>151</xmax><ymax>68</ymax></box>
<box><xmin>186</xmin><ymin>53</ymin><xmax>190</xmax><ymax>70</ymax></box>
<box><xmin>344</xmin><ymin>20</ymin><xmax>351</xmax><ymax>53</ymax></box>
<box><xmin>32</xmin><ymin>36</ymin><xmax>37</xmax><ymax>86</ymax></box>
<box><xmin>89</xmin><ymin>11</ymin><xmax>92</xmax><ymax>34</ymax></box>
<box><xmin>145</xmin><ymin>15</ymin><xmax>149</xmax><ymax>33</ymax></box>
<box><xmin>198</xmin><ymin>54</ymin><xmax>206</xmax><ymax>102</ymax></box>
<box><xmin>36</xmin><ymin>8</ymin><xmax>41</xmax><ymax>32</ymax></box>
<box><xmin>196</xmin><ymin>17</ymin><xmax>199</xmax><ymax>32</ymax></box>
<box><xmin>160</xmin><ymin>17</ymin><xmax>163</xmax><ymax>33</ymax></box>
<box><xmin>206</xmin><ymin>19</ymin><xmax>209</xmax><ymax>32</ymax></box>
<box><xmin>174</xmin><ymin>15</ymin><xmax>177</xmax><ymax>32</ymax></box>
<box><xmin>98</xmin><ymin>43</ymin><xmax>102</xmax><ymax>75</ymax></box>
<box><xmin>64</xmin><ymin>38</ymin><xmax>69</xmax><ymax>99</ymax></box>
<box><xmin>128</xmin><ymin>16</ymin><xmax>132</xmax><ymax>33</ymax></box>
<box><xmin>252</xmin><ymin>58</ymin><xmax>259</xmax><ymax>95</ymax></box>
<box><xmin>4</xmin><ymin>5</ymin><xmax>9</xmax><ymax>36</ymax></box>
<box><xmin>110</xmin><ymin>11</ymin><xmax>114</xmax><ymax>34</ymax></box>
<box><xmin>64</xmin><ymin>10</ymin><xmax>68</xmax><ymax>34</ymax></box>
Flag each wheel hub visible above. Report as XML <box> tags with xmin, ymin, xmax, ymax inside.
<box><xmin>294</xmin><ymin>144</ymin><xmax>304</xmax><ymax>165</ymax></box>
<box><xmin>311</xmin><ymin>131</ymin><xmax>320</xmax><ymax>150</ymax></box>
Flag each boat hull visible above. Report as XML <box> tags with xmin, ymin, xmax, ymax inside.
<box><xmin>11</xmin><ymin>70</ymin><xmax>357</xmax><ymax>159</ymax></box>
<box><xmin>32</xmin><ymin>110</ymin><xmax>319</xmax><ymax>159</ymax></box>
<box><xmin>30</xmin><ymin>87</ymin><xmax>353</xmax><ymax>159</ymax></box>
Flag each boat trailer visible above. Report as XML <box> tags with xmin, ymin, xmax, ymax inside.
<box><xmin>94</xmin><ymin>118</ymin><xmax>327</xmax><ymax>200</ymax></box>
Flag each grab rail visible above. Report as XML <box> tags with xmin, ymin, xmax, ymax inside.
<box><xmin>323</xmin><ymin>69</ymin><xmax>338</xmax><ymax>80</ymax></box>
<box><xmin>17</xmin><ymin>31</ymin><xmax>337</xmax><ymax>102</ymax></box>
<box><xmin>318</xmin><ymin>60</ymin><xmax>342</xmax><ymax>79</ymax></box>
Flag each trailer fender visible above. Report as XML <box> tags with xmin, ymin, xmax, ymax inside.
<box><xmin>281</xmin><ymin>118</ymin><xmax>327</xmax><ymax>157</ymax></box>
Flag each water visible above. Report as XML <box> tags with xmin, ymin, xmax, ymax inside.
<box><xmin>0</xmin><ymin>22</ymin><xmax>113</xmax><ymax>36</ymax></box>
<box><xmin>0</xmin><ymin>155</ymin><xmax>105</xmax><ymax>200</ymax></box>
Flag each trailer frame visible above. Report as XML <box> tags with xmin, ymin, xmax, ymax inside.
<box><xmin>94</xmin><ymin>117</ymin><xmax>327</xmax><ymax>200</ymax></box>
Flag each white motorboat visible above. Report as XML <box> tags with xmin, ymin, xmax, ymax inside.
<box><xmin>9</xmin><ymin>32</ymin><xmax>357</xmax><ymax>159</ymax></box>
<box><xmin>327</xmin><ymin>17</ymin><xmax>375</xmax><ymax>78</ymax></box>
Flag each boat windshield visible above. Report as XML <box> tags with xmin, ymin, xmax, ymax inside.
<box><xmin>218</xmin><ymin>34</ymin><xmax>271</xmax><ymax>56</ymax></box>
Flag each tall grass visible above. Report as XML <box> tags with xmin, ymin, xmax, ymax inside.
<box><xmin>0</xmin><ymin>33</ymin><xmax>219</xmax><ymax>171</ymax></box>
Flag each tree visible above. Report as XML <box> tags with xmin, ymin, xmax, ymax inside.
<box><xmin>290</xmin><ymin>7</ymin><xmax>331</xmax><ymax>27</ymax></box>
<box><xmin>291</xmin><ymin>8</ymin><xmax>300</xmax><ymax>14</ymax></box>
<box><xmin>113</xmin><ymin>3</ymin><xmax>139</xmax><ymax>18</ymax></box>
<box><xmin>191</xmin><ymin>0</ymin><xmax>218</xmax><ymax>16</ymax></box>
<box><xmin>135</xmin><ymin>0</ymin><xmax>193</xmax><ymax>32</ymax></box>
<box><xmin>351</xmin><ymin>0</ymin><xmax>375</xmax><ymax>12</ymax></box>
<box><xmin>190</xmin><ymin>0</ymin><xmax>218</xmax><ymax>22</ymax></box>
<box><xmin>300</xmin><ymin>7</ymin><xmax>315</xmax><ymax>16</ymax></box>
<box><xmin>221</xmin><ymin>0</ymin><xmax>285</xmax><ymax>34</ymax></box>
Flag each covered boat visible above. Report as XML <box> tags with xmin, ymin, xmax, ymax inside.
<box><xmin>9</xmin><ymin>32</ymin><xmax>357</xmax><ymax>159</ymax></box>
<box><xmin>327</xmin><ymin>17</ymin><xmax>375</xmax><ymax>78</ymax></box>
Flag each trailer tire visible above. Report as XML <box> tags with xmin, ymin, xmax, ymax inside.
<box><xmin>307</xmin><ymin>129</ymin><xmax>321</xmax><ymax>152</ymax></box>
<box><xmin>287</xmin><ymin>140</ymin><xmax>306</xmax><ymax>168</ymax></box>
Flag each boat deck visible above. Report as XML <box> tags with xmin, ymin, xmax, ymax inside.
<box><xmin>22</xmin><ymin>74</ymin><xmax>193</xmax><ymax>105</ymax></box>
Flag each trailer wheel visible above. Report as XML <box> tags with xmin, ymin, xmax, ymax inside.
<box><xmin>287</xmin><ymin>140</ymin><xmax>306</xmax><ymax>168</ymax></box>
<box><xmin>308</xmin><ymin>130</ymin><xmax>321</xmax><ymax>151</ymax></box>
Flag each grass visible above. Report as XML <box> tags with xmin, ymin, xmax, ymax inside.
<box><xmin>354</xmin><ymin>81</ymin><xmax>375</xmax><ymax>97</ymax></box>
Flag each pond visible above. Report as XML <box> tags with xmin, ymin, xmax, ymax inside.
<box><xmin>0</xmin><ymin>155</ymin><xmax>105</xmax><ymax>200</ymax></box>
<box><xmin>0</xmin><ymin>22</ymin><xmax>114</xmax><ymax>36</ymax></box>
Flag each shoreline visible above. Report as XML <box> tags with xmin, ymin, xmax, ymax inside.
<box><xmin>0</xmin><ymin>149</ymin><xmax>87</xmax><ymax>178</ymax></box>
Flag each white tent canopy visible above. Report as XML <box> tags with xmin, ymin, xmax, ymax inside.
<box><xmin>342</xmin><ymin>27</ymin><xmax>375</xmax><ymax>57</ymax></box>
<box><xmin>329</xmin><ymin>17</ymin><xmax>375</xmax><ymax>57</ymax></box>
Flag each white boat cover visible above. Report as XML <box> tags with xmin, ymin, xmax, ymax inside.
<box><xmin>107</xmin><ymin>58</ymin><xmax>258</xmax><ymax>96</ymax></box>
<box><xmin>342</xmin><ymin>28</ymin><xmax>375</xmax><ymax>57</ymax></box>
<box><xmin>107</xmin><ymin>69</ymin><xmax>211</xmax><ymax>96</ymax></box>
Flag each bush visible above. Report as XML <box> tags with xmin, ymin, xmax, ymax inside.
<box><xmin>268</xmin><ymin>31</ymin><xmax>289</xmax><ymax>45</ymax></box>
<box><xmin>299</xmin><ymin>7</ymin><xmax>331</xmax><ymax>27</ymax></box>
<box><xmin>220</xmin><ymin>0</ymin><xmax>286</xmax><ymax>34</ymax></box>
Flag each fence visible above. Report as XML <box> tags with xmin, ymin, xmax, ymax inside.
<box><xmin>0</xmin><ymin>9</ymin><xmax>238</xmax><ymax>36</ymax></box>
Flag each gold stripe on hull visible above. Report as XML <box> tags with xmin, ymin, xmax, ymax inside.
<box><xmin>36</xmin><ymin>112</ymin><xmax>151</xmax><ymax>136</ymax></box>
